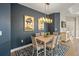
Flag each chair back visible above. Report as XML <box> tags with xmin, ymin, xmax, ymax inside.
<box><xmin>31</xmin><ymin>36</ymin><xmax>44</xmax><ymax>56</ymax></box>
<box><xmin>36</xmin><ymin>33</ymin><xmax>40</xmax><ymax>36</ymax></box>
<box><xmin>56</xmin><ymin>35</ymin><xmax>61</xmax><ymax>45</ymax></box>
<box><xmin>31</xmin><ymin>35</ymin><xmax>44</xmax><ymax>48</ymax></box>
<box><xmin>66</xmin><ymin>31</ymin><xmax>73</xmax><ymax>41</ymax></box>
<box><xmin>35</xmin><ymin>38</ymin><xmax>44</xmax><ymax>49</ymax></box>
<box><xmin>53</xmin><ymin>32</ymin><xmax>58</xmax><ymax>35</ymax></box>
<box><xmin>49</xmin><ymin>35</ymin><xmax>58</xmax><ymax>49</ymax></box>
<box><xmin>60</xmin><ymin>32</ymin><xmax>66</xmax><ymax>40</ymax></box>
<box><xmin>40</xmin><ymin>32</ymin><xmax>45</xmax><ymax>36</ymax></box>
<box><xmin>53</xmin><ymin>35</ymin><xmax>58</xmax><ymax>48</ymax></box>
<box><xmin>47</xmin><ymin>32</ymin><xmax>50</xmax><ymax>35</ymax></box>
<box><xmin>31</xmin><ymin>36</ymin><xmax>36</xmax><ymax>47</ymax></box>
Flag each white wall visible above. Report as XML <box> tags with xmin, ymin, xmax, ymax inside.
<box><xmin>60</xmin><ymin>10</ymin><xmax>68</xmax><ymax>32</ymax></box>
<box><xmin>66</xmin><ymin>17</ymin><xmax>75</xmax><ymax>37</ymax></box>
<box><xmin>60</xmin><ymin>4</ymin><xmax>79</xmax><ymax>38</ymax></box>
<box><xmin>60</xmin><ymin>15</ymin><xmax>66</xmax><ymax>32</ymax></box>
<box><xmin>76</xmin><ymin>17</ymin><xmax>79</xmax><ymax>38</ymax></box>
<box><xmin>60</xmin><ymin>11</ymin><xmax>79</xmax><ymax>38</ymax></box>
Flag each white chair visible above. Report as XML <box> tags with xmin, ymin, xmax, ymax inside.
<box><xmin>60</xmin><ymin>32</ymin><xmax>66</xmax><ymax>41</ymax></box>
<box><xmin>35</xmin><ymin>39</ymin><xmax>44</xmax><ymax>56</ymax></box>
<box><xmin>31</xmin><ymin>36</ymin><xmax>36</xmax><ymax>55</ymax></box>
<box><xmin>59</xmin><ymin>32</ymin><xmax>71</xmax><ymax>48</ymax></box>
<box><xmin>40</xmin><ymin>32</ymin><xmax>45</xmax><ymax>36</ymax></box>
<box><xmin>66</xmin><ymin>31</ymin><xmax>73</xmax><ymax>41</ymax></box>
<box><xmin>46</xmin><ymin>35</ymin><xmax>58</xmax><ymax>55</ymax></box>
<box><xmin>57</xmin><ymin>35</ymin><xmax>61</xmax><ymax>45</ymax></box>
<box><xmin>36</xmin><ymin>33</ymin><xmax>40</xmax><ymax>36</ymax></box>
<box><xmin>47</xmin><ymin>32</ymin><xmax>50</xmax><ymax>35</ymax></box>
<box><xmin>31</xmin><ymin>36</ymin><xmax>44</xmax><ymax>56</ymax></box>
<box><xmin>60</xmin><ymin>31</ymin><xmax>71</xmax><ymax>42</ymax></box>
<box><xmin>53</xmin><ymin>32</ymin><xmax>58</xmax><ymax>35</ymax></box>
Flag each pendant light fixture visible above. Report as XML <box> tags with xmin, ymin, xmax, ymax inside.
<box><xmin>42</xmin><ymin>3</ymin><xmax>52</xmax><ymax>23</ymax></box>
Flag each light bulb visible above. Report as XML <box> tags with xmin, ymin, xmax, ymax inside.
<box><xmin>42</xmin><ymin>17</ymin><xmax>45</xmax><ymax>22</ymax></box>
<box><xmin>48</xmin><ymin>19</ymin><xmax>50</xmax><ymax>23</ymax></box>
<box><xmin>51</xmin><ymin>20</ymin><xmax>52</xmax><ymax>23</ymax></box>
<box><xmin>45</xmin><ymin>18</ymin><xmax>47</xmax><ymax>22</ymax></box>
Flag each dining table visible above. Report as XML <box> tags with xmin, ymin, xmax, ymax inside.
<box><xmin>35</xmin><ymin>35</ymin><xmax>55</xmax><ymax>56</ymax></box>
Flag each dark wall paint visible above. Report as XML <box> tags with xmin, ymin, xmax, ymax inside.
<box><xmin>48</xmin><ymin>13</ymin><xmax>60</xmax><ymax>33</ymax></box>
<box><xmin>53</xmin><ymin>13</ymin><xmax>60</xmax><ymax>33</ymax></box>
<box><xmin>0</xmin><ymin>3</ymin><xmax>60</xmax><ymax>55</ymax></box>
<box><xmin>11</xmin><ymin>4</ymin><xmax>47</xmax><ymax>49</ymax></box>
<box><xmin>0</xmin><ymin>4</ymin><xmax>11</xmax><ymax>56</ymax></box>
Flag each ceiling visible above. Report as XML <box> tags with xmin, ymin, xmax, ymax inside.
<box><xmin>20</xmin><ymin>3</ymin><xmax>79</xmax><ymax>15</ymax></box>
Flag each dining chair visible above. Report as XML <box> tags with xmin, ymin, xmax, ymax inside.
<box><xmin>35</xmin><ymin>39</ymin><xmax>45</xmax><ymax>56</ymax></box>
<box><xmin>53</xmin><ymin>32</ymin><xmax>58</xmax><ymax>35</ymax></box>
<box><xmin>46</xmin><ymin>35</ymin><xmax>58</xmax><ymax>56</ymax></box>
<box><xmin>31</xmin><ymin>36</ymin><xmax>44</xmax><ymax>56</ymax></box>
<box><xmin>59</xmin><ymin>31</ymin><xmax>72</xmax><ymax>47</ymax></box>
<box><xmin>60</xmin><ymin>32</ymin><xmax>71</xmax><ymax>42</ymax></box>
<box><xmin>66</xmin><ymin>31</ymin><xmax>73</xmax><ymax>41</ymax></box>
<box><xmin>40</xmin><ymin>32</ymin><xmax>45</xmax><ymax>36</ymax></box>
<box><xmin>36</xmin><ymin>33</ymin><xmax>40</xmax><ymax>36</ymax></box>
<box><xmin>47</xmin><ymin>32</ymin><xmax>50</xmax><ymax>35</ymax></box>
<box><xmin>60</xmin><ymin>32</ymin><xmax>66</xmax><ymax>41</ymax></box>
<box><xmin>31</xmin><ymin>36</ymin><xmax>36</xmax><ymax>55</ymax></box>
<box><xmin>57</xmin><ymin>34</ymin><xmax>61</xmax><ymax>44</ymax></box>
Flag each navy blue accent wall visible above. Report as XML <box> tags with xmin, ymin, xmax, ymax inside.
<box><xmin>0</xmin><ymin>3</ymin><xmax>60</xmax><ymax>55</ymax></box>
<box><xmin>0</xmin><ymin>4</ymin><xmax>11</xmax><ymax>56</ymax></box>
<box><xmin>48</xmin><ymin>13</ymin><xmax>60</xmax><ymax>33</ymax></box>
<box><xmin>11</xmin><ymin>4</ymin><xmax>47</xmax><ymax>49</ymax></box>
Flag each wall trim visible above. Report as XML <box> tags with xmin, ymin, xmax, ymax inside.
<box><xmin>11</xmin><ymin>43</ymin><xmax>32</xmax><ymax>53</ymax></box>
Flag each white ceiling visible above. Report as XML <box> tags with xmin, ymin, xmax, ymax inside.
<box><xmin>19</xmin><ymin>3</ymin><xmax>79</xmax><ymax>15</ymax></box>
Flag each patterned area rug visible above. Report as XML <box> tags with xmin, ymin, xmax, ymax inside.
<box><xmin>16</xmin><ymin>44</ymin><xmax>69</xmax><ymax>56</ymax></box>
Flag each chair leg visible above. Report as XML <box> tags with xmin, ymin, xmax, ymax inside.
<box><xmin>48</xmin><ymin>48</ymin><xmax>52</xmax><ymax>56</ymax></box>
<box><xmin>50</xmin><ymin>50</ymin><xmax>52</xmax><ymax>56</ymax></box>
<box><xmin>52</xmin><ymin>49</ymin><xmax>54</xmax><ymax>56</ymax></box>
<box><xmin>49</xmin><ymin>49</ymin><xmax>51</xmax><ymax>55</ymax></box>
<box><xmin>37</xmin><ymin>49</ymin><xmax>38</xmax><ymax>56</ymax></box>
<box><xmin>32</xmin><ymin>48</ymin><xmax>35</xmax><ymax>56</ymax></box>
<box><xmin>50</xmin><ymin>48</ymin><xmax>55</xmax><ymax>56</ymax></box>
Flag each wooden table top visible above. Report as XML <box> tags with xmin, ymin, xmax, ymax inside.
<box><xmin>35</xmin><ymin>35</ymin><xmax>54</xmax><ymax>43</ymax></box>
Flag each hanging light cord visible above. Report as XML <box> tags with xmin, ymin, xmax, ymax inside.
<box><xmin>45</xmin><ymin>3</ymin><xmax>47</xmax><ymax>19</ymax></box>
<box><xmin>43</xmin><ymin>3</ymin><xmax>52</xmax><ymax>23</ymax></box>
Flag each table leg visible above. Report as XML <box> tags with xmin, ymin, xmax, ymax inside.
<box><xmin>44</xmin><ymin>43</ymin><xmax>46</xmax><ymax>56</ymax></box>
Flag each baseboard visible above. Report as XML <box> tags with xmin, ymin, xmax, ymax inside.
<box><xmin>11</xmin><ymin>43</ymin><xmax>32</xmax><ymax>53</ymax></box>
